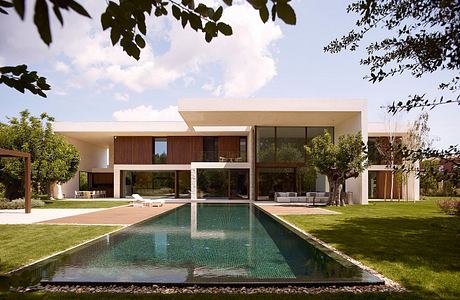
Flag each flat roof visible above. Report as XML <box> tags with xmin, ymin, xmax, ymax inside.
<box><xmin>178</xmin><ymin>98</ymin><xmax>367</xmax><ymax>127</ymax></box>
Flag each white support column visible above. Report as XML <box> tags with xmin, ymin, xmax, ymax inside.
<box><xmin>114</xmin><ymin>167</ymin><xmax>120</xmax><ymax>198</ymax></box>
<box><xmin>248</xmin><ymin>127</ymin><xmax>256</xmax><ymax>201</ymax></box>
<box><xmin>191</xmin><ymin>167</ymin><xmax>197</xmax><ymax>200</ymax></box>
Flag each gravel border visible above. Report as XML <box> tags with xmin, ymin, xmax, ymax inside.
<box><xmin>12</xmin><ymin>283</ymin><xmax>407</xmax><ymax>294</ymax></box>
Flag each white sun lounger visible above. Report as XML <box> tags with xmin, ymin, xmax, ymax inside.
<box><xmin>131</xmin><ymin>194</ymin><xmax>165</xmax><ymax>207</ymax></box>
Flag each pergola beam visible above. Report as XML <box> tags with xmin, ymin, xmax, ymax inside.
<box><xmin>0</xmin><ymin>148</ymin><xmax>32</xmax><ymax>213</ymax></box>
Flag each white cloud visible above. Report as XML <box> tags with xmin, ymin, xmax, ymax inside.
<box><xmin>114</xmin><ymin>92</ymin><xmax>130</xmax><ymax>101</ymax></box>
<box><xmin>113</xmin><ymin>105</ymin><xmax>182</xmax><ymax>121</ymax></box>
<box><xmin>0</xmin><ymin>1</ymin><xmax>282</xmax><ymax>97</ymax></box>
<box><xmin>54</xmin><ymin>61</ymin><xmax>70</xmax><ymax>73</ymax></box>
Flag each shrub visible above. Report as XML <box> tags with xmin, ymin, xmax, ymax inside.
<box><xmin>32</xmin><ymin>194</ymin><xmax>50</xmax><ymax>201</ymax></box>
<box><xmin>0</xmin><ymin>199</ymin><xmax>45</xmax><ymax>209</ymax></box>
<box><xmin>436</xmin><ymin>199</ymin><xmax>460</xmax><ymax>216</ymax></box>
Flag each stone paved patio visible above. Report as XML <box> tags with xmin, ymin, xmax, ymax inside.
<box><xmin>38</xmin><ymin>204</ymin><xmax>184</xmax><ymax>225</ymax></box>
<box><xmin>256</xmin><ymin>204</ymin><xmax>339</xmax><ymax>215</ymax></box>
<box><xmin>0</xmin><ymin>208</ymin><xmax>104</xmax><ymax>224</ymax></box>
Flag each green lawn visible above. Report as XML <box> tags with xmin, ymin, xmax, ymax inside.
<box><xmin>284</xmin><ymin>199</ymin><xmax>460</xmax><ymax>300</ymax></box>
<box><xmin>39</xmin><ymin>201</ymin><xmax>130</xmax><ymax>209</ymax></box>
<box><xmin>0</xmin><ymin>224</ymin><xmax>120</xmax><ymax>274</ymax></box>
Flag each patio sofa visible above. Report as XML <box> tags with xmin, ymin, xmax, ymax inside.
<box><xmin>274</xmin><ymin>192</ymin><xmax>330</xmax><ymax>205</ymax></box>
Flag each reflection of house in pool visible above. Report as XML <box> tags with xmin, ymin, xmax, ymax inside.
<box><xmin>10</xmin><ymin>204</ymin><xmax>383</xmax><ymax>285</ymax></box>
<box><xmin>53</xmin><ymin>99</ymin><xmax>419</xmax><ymax>203</ymax></box>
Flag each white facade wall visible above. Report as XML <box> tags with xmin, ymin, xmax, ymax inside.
<box><xmin>334</xmin><ymin>111</ymin><xmax>368</xmax><ymax>204</ymax></box>
<box><xmin>60</xmin><ymin>136</ymin><xmax>108</xmax><ymax>198</ymax></box>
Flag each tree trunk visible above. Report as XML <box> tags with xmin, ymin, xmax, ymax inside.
<box><xmin>390</xmin><ymin>170</ymin><xmax>394</xmax><ymax>201</ymax></box>
<box><xmin>383</xmin><ymin>172</ymin><xmax>388</xmax><ymax>201</ymax></box>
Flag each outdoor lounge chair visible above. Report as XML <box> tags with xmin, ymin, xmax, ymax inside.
<box><xmin>131</xmin><ymin>194</ymin><xmax>165</xmax><ymax>207</ymax></box>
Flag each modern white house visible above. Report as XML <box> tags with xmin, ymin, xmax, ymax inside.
<box><xmin>53</xmin><ymin>99</ymin><xmax>420</xmax><ymax>204</ymax></box>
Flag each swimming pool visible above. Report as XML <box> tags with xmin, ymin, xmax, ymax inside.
<box><xmin>10</xmin><ymin>204</ymin><xmax>382</xmax><ymax>286</ymax></box>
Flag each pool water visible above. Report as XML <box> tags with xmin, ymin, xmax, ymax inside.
<box><xmin>10</xmin><ymin>204</ymin><xmax>382</xmax><ymax>285</ymax></box>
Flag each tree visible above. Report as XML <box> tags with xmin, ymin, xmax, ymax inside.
<box><xmin>0</xmin><ymin>0</ymin><xmax>297</xmax><ymax>97</ymax></box>
<box><xmin>306</xmin><ymin>131</ymin><xmax>367</xmax><ymax>206</ymax></box>
<box><xmin>0</xmin><ymin>110</ymin><xmax>80</xmax><ymax>199</ymax></box>
<box><xmin>326</xmin><ymin>0</ymin><xmax>460</xmax><ymax>182</ymax></box>
<box><xmin>325</xmin><ymin>0</ymin><xmax>460</xmax><ymax>113</ymax></box>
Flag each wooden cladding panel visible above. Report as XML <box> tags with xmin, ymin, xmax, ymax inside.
<box><xmin>218</xmin><ymin>136</ymin><xmax>240</xmax><ymax>157</ymax></box>
<box><xmin>376</xmin><ymin>171</ymin><xmax>402</xmax><ymax>199</ymax></box>
<box><xmin>92</xmin><ymin>173</ymin><xmax>113</xmax><ymax>185</ymax></box>
<box><xmin>114</xmin><ymin>136</ymin><xmax>133</xmax><ymax>164</ymax></box>
<box><xmin>132</xmin><ymin>137</ymin><xmax>152</xmax><ymax>164</ymax></box>
<box><xmin>114</xmin><ymin>136</ymin><xmax>152</xmax><ymax>164</ymax></box>
<box><xmin>167</xmin><ymin>136</ymin><xmax>203</xmax><ymax>164</ymax></box>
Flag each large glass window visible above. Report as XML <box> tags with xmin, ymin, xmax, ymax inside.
<box><xmin>276</xmin><ymin>127</ymin><xmax>306</xmax><ymax>163</ymax></box>
<box><xmin>122</xmin><ymin>171</ymin><xmax>175</xmax><ymax>198</ymax></box>
<box><xmin>307</xmin><ymin>127</ymin><xmax>334</xmax><ymax>145</ymax></box>
<box><xmin>257</xmin><ymin>168</ymin><xmax>296</xmax><ymax>200</ymax></box>
<box><xmin>154</xmin><ymin>138</ymin><xmax>167</xmax><ymax>164</ymax></box>
<box><xmin>256</xmin><ymin>127</ymin><xmax>275</xmax><ymax>162</ymax></box>
<box><xmin>203</xmin><ymin>137</ymin><xmax>218</xmax><ymax>162</ymax></box>
<box><xmin>197</xmin><ymin>169</ymin><xmax>249</xmax><ymax>199</ymax></box>
<box><xmin>239</xmin><ymin>137</ymin><xmax>247</xmax><ymax>162</ymax></box>
<box><xmin>177</xmin><ymin>171</ymin><xmax>191</xmax><ymax>198</ymax></box>
<box><xmin>79</xmin><ymin>171</ymin><xmax>89</xmax><ymax>190</ymax></box>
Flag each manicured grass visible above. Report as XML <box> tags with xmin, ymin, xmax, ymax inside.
<box><xmin>0</xmin><ymin>225</ymin><xmax>120</xmax><ymax>274</ymax></box>
<box><xmin>283</xmin><ymin>200</ymin><xmax>460</xmax><ymax>300</ymax></box>
<box><xmin>39</xmin><ymin>201</ymin><xmax>130</xmax><ymax>209</ymax></box>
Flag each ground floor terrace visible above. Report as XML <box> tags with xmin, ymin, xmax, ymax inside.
<box><xmin>0</xmin><ymin>198</ymin><xmax>457</xmax><ymax>299</ymax></box>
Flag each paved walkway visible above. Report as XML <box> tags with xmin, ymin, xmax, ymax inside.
<box><xmin>0</xmin><ymin>209</ymin><xmax>104</xmax><ymax>224</ymax></box>
<box><xmin>38</xmin><ymin>204</ymin><xmax>184</xmax><ymax>226</ymax></box>
<box><xmin>256</xmin><ymin>204</ymin><xmax>339</xmax><ymax>215</ymax></box>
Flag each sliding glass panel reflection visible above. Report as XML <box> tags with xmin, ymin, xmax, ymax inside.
<box><xmin>197</xmin><ymin>169</ymin><xmax>249</xmax><ymax>199</ymax></box>
<box><xmin>177</xmin><ymin>170</ymin><xmax>191</xmax><ymax>198</ymax></box>
<box><xmin>122</xmin><ymin>171</ymin><xmax>175</xmax><ymax>198</ymax></box>
<box><xmin>154</xmin><ymin>138</ymin><xmax>167</xmax><ymax>164</ymax></box>
<box><xmin>276</xmin><ymin>127</ymin><xmax>306</xmax><ymax>163</ymax></box>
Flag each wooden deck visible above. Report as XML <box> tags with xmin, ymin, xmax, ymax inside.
<box><xmin>38</xmin><ymin>204</ymin><xmax>184</xmax><ymax>225</ymax></box>
<box><xmin>256</xmin><ymin>204</ymin><xmax>339</xmax><ymax>215</ymax></box>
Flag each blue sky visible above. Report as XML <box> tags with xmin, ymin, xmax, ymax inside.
<box><xmin>0</xmin><ymin>0</ymin><xmax>458</xmax><ymax>148</ymax></box>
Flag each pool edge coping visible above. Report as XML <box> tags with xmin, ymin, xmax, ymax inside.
<box><xmin>255</xmin><ymin>204</ymin><xmax>404</xmax><ymax>290</ymax></box>
<box><xmin>5</xmin><ymin>203</ymin><xmax>186</xmax><ymax>276</ymax></box>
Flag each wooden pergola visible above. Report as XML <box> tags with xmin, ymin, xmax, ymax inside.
<box><xmin>0</xmin><ymin>148</ymin><xmax>32</xmax><ymax>213</ymax></box>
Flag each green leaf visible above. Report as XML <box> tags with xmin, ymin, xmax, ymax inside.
<box><xmin>213</xmin><ymin>6</ymin><xmax>223</xmax><ymax>21</ymax></box>
<box><xmin>181</xmin><ymin>11</ymin><xmax>188</xmax><ymax>28</ymax></box>
<box><xmin>205</xmin><ymin>32</ymin><xmax>212</xmax><ymax>43</ymax></box>
<box><xmin>217</xmin><ymin>22</ymin><xmax>232</xmax><ymax>36</ymax></box>
<box><xmin>271</xmin><ymin>4</ymin><xmax>276</xmax><ymax>21</ymax></box>
<box><xmin>68</xmin><ymin>0</ymin><xmax>91</xmax><ymax>18</ymax></box>
<box><xmin>222</xmin><ymin>0</ymin><xmax>232</xmax><ymax>6</ymax></box>
<box><xmin>0</xmin><ymin>7</ymin><xmax>8</xmax><ymax>15</ymax></box>
<box><xmin>172</xmin><ymin>5</ymin><xmax>181</xmax><ymax>20</ymax></box>
<box><xmin>188</xmin><ymin>13</ymin><xmax>202</xmax><ymax>31</ymax></box>
<box><xmin>276</xmin><ymin>3</ymin><xmax>296</xmax><ymax>25</ymax></box>
<box><xmin>34</xmin><ymin>0</ymin><xmax>52</xmax><ymax>45</ymax></box>
<box><xmin>110</xmin><ymin>27</ymin><xmax>121</xmax><ymax>45</ymax></box>
<box><xmin>13</xmin><ymin>0</ymin><xmax>25</xmax><ymax>19</ymax></box>
<box><xmin>52</xmin><ymin>4</ymin><xmax>64</xmax><ymax>26</ymax></box>
<box><xmin>100</xmin><ymin>12</ymin><xmax>112</xmax><ymax>30</ymax></box>
<box><xmin>259</xmin><ymin>5</ymin><xmax>269</xmax><ymax>23</ymax></box>
<box><xmin>135</xmin><ymin>34</ymin><xmax>145</xmax><ymax>48</ymax></box>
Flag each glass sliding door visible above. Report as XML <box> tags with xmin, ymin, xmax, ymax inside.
<box><xmin>122</xmin><ymin>171</ymin><xmax>175</xmax><ymax>198</ymax></box>
<box><xmin>203</xmin><ymin>137</ymin><xmax>218</xmax><ymax>162</ymax></box>
<box><xmin>229</xmin><ymin>169</ymin><xmax>249</xmax><ymax>199</ymax></box>
<box><xmin>257</xmin><ymin>168</ymin><xmax>296</xmax><ymax>200</ymax></box>
<box><xmin>197</xmin><ymin>169</ymin><xmax>249</xmax><ymax>199</ymax></box>
<box><xmin>177</xmin><ymin>170</ymin><xmax>191</xmax><ymax>198</ymax></box>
